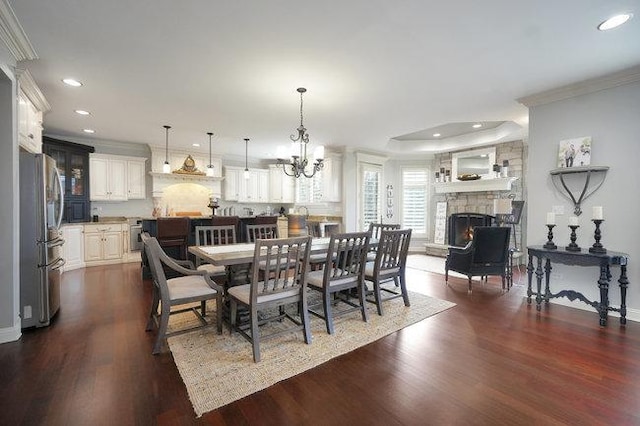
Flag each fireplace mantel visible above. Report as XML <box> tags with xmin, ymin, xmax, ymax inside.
<box><xmin>434</xmin><ymin>177</ymin><xmax>519</xmax><ymax>194</ymax></box>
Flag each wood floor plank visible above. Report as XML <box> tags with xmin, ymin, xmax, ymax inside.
<box><xmin>1</xmin><ymin>258</ymin><xmax>639</xmax><ymax>425</ymax></box>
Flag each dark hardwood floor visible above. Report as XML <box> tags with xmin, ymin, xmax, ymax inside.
<box><xmin>1</xmin><ymin>257</ymin><xmax>639</xmax><ymax>425</ymax></box>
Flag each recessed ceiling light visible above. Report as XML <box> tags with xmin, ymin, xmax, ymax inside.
<box><xmin>472</xmin><ymin>123</ymin><xmax>482</xmax><ymax>128</ymax></box>
<box><xmin>192</xmin><ymin>143</ymin><xmax>200</xmax><ymax>147</ymax></box>
<box><xmin>598</xmin><ymin>13</ymin><xmax>633</xmax><ymax>30</ymax></box>
<box><xmin>62</xmin><ymin>78</ymin><xmax>83</xmax><ymax>87</ymax></box>
<box><xmin>75</xmin><ymin>109</ymin><xmax>90</xmax><ymax>115</ymax></box>
<box><xmin>82</xmin><ymin>129</ymin><xmax>95</xmax><ymax>134</ymax></box>
<box><xmin>433</xmin><ymin>133</ymin><xmax>441</xmax><ymax>137</ymax></box>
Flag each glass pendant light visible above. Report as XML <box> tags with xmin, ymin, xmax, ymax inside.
<box><xmin>244</xmin><ymin>138</ymin><xmax>250</xmax><ymax>179</ymax></box>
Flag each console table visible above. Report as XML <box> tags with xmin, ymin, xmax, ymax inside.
<box><xmin>526</xmin><ymin>245</ymin><xmax>629</xmax><ymax>326</ymax></box>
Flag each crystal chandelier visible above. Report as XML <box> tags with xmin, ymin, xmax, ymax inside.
<box><xmin>277</xmin><ymin>87</ymin><xmax>324</xmax><ymax>178</ymax></box>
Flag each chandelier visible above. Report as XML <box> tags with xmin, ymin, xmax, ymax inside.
<box><xmin>277</xmin><ymin>87</ymin><xmax>324</xmax><ymax>178</ymax></box>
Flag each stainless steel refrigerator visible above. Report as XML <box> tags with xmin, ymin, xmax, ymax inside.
<box><xmin>20</xmin><ymin>152</ymin><xmax>65</xmax><ymax>328</ymax></box>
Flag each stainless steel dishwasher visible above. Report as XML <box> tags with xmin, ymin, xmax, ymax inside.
<box><xmin>129</xmin><ymin>219</ymin><xmax>143</xmax><ymax>251</ymax></box>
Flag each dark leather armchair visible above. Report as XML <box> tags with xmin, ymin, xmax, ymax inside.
<box><xmin>445</xmin><ymin>226</ymin><xmax>511</xmax><ymax>293</ymax></box>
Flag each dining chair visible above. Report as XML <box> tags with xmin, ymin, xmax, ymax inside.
<box><xmin>142</xmin><ymin>233</ymin><xmax>223</xmax><ymax>355</ymax></box>
<box><xmin>194</xmin><ymin>225</ymin><xmax>237</xmax><ymax>280</ymax></box>
<box><xmin>227</xmin><ymin>236</ymin><xmax>312</xmax><ymax>362</ymax></box>
<box><xmin>156</xmin><ymin>217</ymin><xmax>190</xmax><ymax>260</ymax></box>
<box><xmin>307</xmin><ymin>232</ymin><xmax>370</xmax><ymax>334</ymax></box>
<box><xmin>245</xmin><ymin>223</ymin><xmax>279</xmax><ymax>242</ymax></box>
<box><xmin>445</xmin><ymin>226</ymin><xmax>511</xmax><ymax>293</ymax></box>
<box><xmin>365</xmin><ymin>228</ymin><xmax>412</xmax><ymax>316</ymax></box>
<box><xmin>366</xmin><ymin>223</ymin><xmax>401</xmax><ymax>262</ymax></box>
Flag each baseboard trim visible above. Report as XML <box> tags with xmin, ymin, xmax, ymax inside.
<box><xmin>0</xmin><ymin>324</ymin><xmax>21</xmax><ymax>344</ymax></box>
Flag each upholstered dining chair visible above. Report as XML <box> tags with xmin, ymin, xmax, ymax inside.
<box><xmin>246</xmin><ymin>223</ymin><xmax>279</xmax><ymax>242</ymax></box>
<box><xmin>365</xmin><ymin>228</ymin><xmax>412</xmax><ymax>316</ymax></box>
<box><xmin>445</xmin><ymin>226</ymin><xmax>511</xmax><ymax>293</ymax></box>
<box><xmin>227</xmin><ymin>236</ymin><xmax>312</xmax><ymax>362</ymax></box>
<box><xmin>307</xmin><ymin>232</ymin><xmax>370</xmax><ymax>334</ymax></box>
<box><xmin>194</xmin><ymin>225</ymin><xmax>237</xmax><ymax>280</ymax></box>
<box><xmin>142</xmin><ymin>233</ymin><xmax>223</xmax><ymax>355</ymax></box>
<box><xmin>156</xmin><ymin>217</ymin><xmax>190</xmax><ymax>260</ymax></box>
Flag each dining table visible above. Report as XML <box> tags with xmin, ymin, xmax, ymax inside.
<box><xmin>189</xmin><ymin>237</ymin><xmax>334</xmax><ymax>286</ymax></box>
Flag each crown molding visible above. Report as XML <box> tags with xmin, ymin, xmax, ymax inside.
<box><xmin>15</xmin><ymin>68</ymin><xmax>50</xmax><ymax>111</ymax></box>
<box><xmin>0</xmin><ymin>0</ymin><xmax>37</xmax><ymax>61</ymax></box>
<box><xmin>517</xmin><ymin>65</ymin><xmax>640</xmax><ymax>108</ymax></box>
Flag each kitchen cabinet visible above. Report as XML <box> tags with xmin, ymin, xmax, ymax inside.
<box><xmin>84</xmin><ymin>223</ymin><xmax>124</xmax><ymax>264</ymax></box>
<box><xmin>224</xmin><ymin>167</ymin><xmax>269</xmax><ymax>202</ymax></box>
<box><xmin>60</xmin><ymin>224</ymin><xmax>84</xmax><ymax>272</ymax></box>
<box><xmin>90</xmin><ymin>154</ymin><xmax>127</xmax><ymax>201</ymax></box>
<box><xmin>269</xmin><ymin>165</ymin><xmax>295</xmax><ymax>203</ymax></box>
<box><xmin>43</xmin><ymin>137</ymin><xmax>95</xmax><ymax>223</ymax></box>
<box><xmin>295</xmin><ymin>156</ymin><xmax>342</xmax><ymax>203</ymax></box>
<box><xmin>18</xmin><ymin>90</ymin><xmax>43</xmax><ymax>154</ymax></box>
<box><xmin>90</xmin><ymin>154</ymin><xmax>147</xmax><ymax>201</ymax></box>
<box><xmin>127</xmin><ymin>159</ymin><xmax>147</xmax><ymax>199</ymax></box>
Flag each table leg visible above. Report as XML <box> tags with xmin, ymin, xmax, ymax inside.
<box><xmin>619</xmin><ymin>263</ymin><xmax>629</xmax><ymax>325</ymax></box>
<box><xmin>598</xmin><ymin>264</ymin><xmax>609</xmax><ymax>326</ymax></box>
<box><xmin>535</xmin><ymin>256</ymin><xmax>544</xmax><ymax>311</ymax></box>
<box><xmin>544</xmin><ymin>258</ymin><xmax>552</xmax><ymax>304</ymax></box>
<box><xmin>526</xmin><ymin>255</ymin><xmax>534</xmax><ymax>304</ymax></box>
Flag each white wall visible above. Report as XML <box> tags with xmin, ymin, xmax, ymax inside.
<box><xmin>527</xmin><ymin>80</ymin><xmax>640</xmax><ymax>318</ymax></box>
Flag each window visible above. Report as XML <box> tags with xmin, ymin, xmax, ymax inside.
<box><xmin>295</xmin><ymin>171</ymin><xmax>323</xmax><ymax>203</ymax></box>
<box><xmin>401</xmin><ymin>168</ymin><xmax>428</xmax><ymax>234</ymax></box>
<box><xmin>359</xmin><ymin>162</ymin><xmax>382</xmax><ymax>231</ymax></box>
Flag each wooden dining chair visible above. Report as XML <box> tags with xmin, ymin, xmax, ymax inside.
<box><xmin>194</xmin><ymin>225</ymin><xmax>237</xmax><ymax>280</ymax></box>
<box><xmin>246</xmin><ymin>223</ymin><xmax>279</xmax><ymax>242</ymax></box>
<box><xmin>156</xmin><ymin>217</ymin><xmax>190</xmax><ymax>260</ymax></box>
<box><xmin>366</xmin><ymin>223</ymin><xmax>401</xmax><ymax>261</ymax></box>
<box><xmin>307</xmin><ymin>232</ymin><xmax>370</xmax><ymax>334</ymax></box>
<box><xmin>227</xmin><ymin>236</ymin><xmax>312</xmax><ymax>362</ymax></box>
<box><xmin>365</xmin><ymin>228</ymin><xmax>412</xmax><ymax>316</ymax></box>
<box><xmin>142</xmin><ymin>233</ymin><xmax>223</xmax><ymax>355</ymax></box>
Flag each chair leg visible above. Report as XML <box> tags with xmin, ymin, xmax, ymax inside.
<box><xmin>324</xmin><ymin>291</ymin><xmax>335</xmax><ymax>334</ymax></box>
<box><xmin>251</xmin><ymin>308</ymin><xmax>261</xmax><ymax>362</ymax></box>
<box><xmin>400</xmin><ymin>272</ymin><xmax>410</xmax><ymax>307</ymax></box>
<box><xmin>301</xmin><ymin>297</ymin><xmax>312</xmax><ymax>344</ymax></box>
<box><xmin>146</xmin><ymin>288</ymin><xmax>160</xmax><ymax>331</ymax></box>
<box><xmin>359</xmin><ymin>282</ymin><xmax>369</xmax><ymax>322</ymax></box>
<box><xmin>445</xmin><ymin>269</ymin><xmax>449</xmax><ymax>283</ymax></box>
<box><xmin>230</xmin><ymin>299</ymin><xmax>237</xmax><ymax>334</ymax></box>
<box><xmin>200</xmin><ymin>300</ymin><xmax>207</xmax><ymax>317</ymax></box>
<box><xmin>215</xmin><ymin>294</ymin><xmax>223</xmax><ymax>334</ymax></box>
<box><xmin>467</xmin><ymin>277</ymin><xmax>473</xmax><ymax>293</ymax></box>
<box><xmin>153</xmin><ymin>304</ymin><xmax>171</xmax><ymax>355</ymax></box>
<box><xmin>374</xmin><ymin>281</ymin><xmax>384</xmax><ymax>316</ymax></box>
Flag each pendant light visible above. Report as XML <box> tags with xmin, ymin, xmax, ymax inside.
<box><xmin>206</xmin><ymin>132</ymin><xmax>214</xmax><ymax>177</ymax></box>
<box><xmin>162</xmin><ymin>125</ymin><xmax>171</xmax><ymax>173</ymax></box>
<box><xmin>243</xmin><ymin>138</ymin><xmax>250</xmax><ymax>179</ymax></box>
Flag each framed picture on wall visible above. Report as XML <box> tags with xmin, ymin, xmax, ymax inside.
<box><xmin>557</xmin><ymin>136</ymin><xmax>591</xmax><ymax>168</ymax></box>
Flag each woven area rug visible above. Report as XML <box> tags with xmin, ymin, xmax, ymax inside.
<box><xmin>167</xmin><ymin>291</ymin><xmax>455</xmax><ymax>416</ymax></box>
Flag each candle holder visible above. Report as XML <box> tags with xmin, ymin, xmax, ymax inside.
<box><xmin>589</xmin><ymin>219</ymin><xmax>607</xmax><ymax>254</ymax></box>
<box><xmin>565</xmin><ymin>225</ymin><xmax>581</xmax><ymax>252</ymax></box>
<box><xmin>543</xmin><ymin>224</ymin><xmax>557</xmax><ymax>250</ymax></box>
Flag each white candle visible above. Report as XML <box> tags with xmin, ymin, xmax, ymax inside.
<box><xmin>568</xmin><ymin>216</ymin><xmax>579</xmax><ymax>227</ymax></box>
<box><xmin>592</xmin><ymin>206</ymin><xmax>603</xmax><ymax>220</ymax></box>
<box><xmin>546</xmin><ymin>212</ymin><xmax>555</xmax><ymax>225</ymax></box>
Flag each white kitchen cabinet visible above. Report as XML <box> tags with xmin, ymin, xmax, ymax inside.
<box><xmin>319</xmin><ymin>156</ymin><xmax>342</xmax><ymax>202</ymax></box>
<box><xmin>269</xmin><ymin>165</ymin><xmax>295</xmax><ymax>203</ymax></box>
<box><xmin>223</xmin><ymin>166</ymin><xmax>241</xmax><ymax>201</ymax></box>
<box><xmin>126</xmin><ymin>159</ymin><xmax>147</xmax><ymax>199</ymax></box>
<box><xmin>224</xmin><ymin>166</ymin><xmax>270</xmax><ymax>202</ymax></box>
<box><xmin>84</xmin><ymin>223</ymin><xmax>124</xmax><ymax>264</ymax></box>
<box><xmin>60</xmin><ymin>224</ymin><xmax>85</xmax><ymax>272</ymax></box>
<box><xmin>18</xmin><ymin>90</ymin><xmax>43</xmax><ymax>154</ymax></box>
<box><xmin>90</xmin><ymin>154</ymin><xmax>127</xmax><ymax>201</ymax></box>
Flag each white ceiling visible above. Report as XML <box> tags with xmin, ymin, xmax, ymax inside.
<box><xmin>8</xmin><ymin>0</ymin><xmax>640</xmax><ymax>159</ymax></box>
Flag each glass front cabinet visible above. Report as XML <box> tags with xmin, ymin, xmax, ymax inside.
<box><xmin>43</xmin><ymin>137</ymin><xmax>95</xmax><ymax>223</ymax></box>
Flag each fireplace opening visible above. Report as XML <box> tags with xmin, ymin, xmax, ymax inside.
<box><xmin>448</xmin><ymin>213</ymin><xmax>494</xmax><ymax>247</ymax></box>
